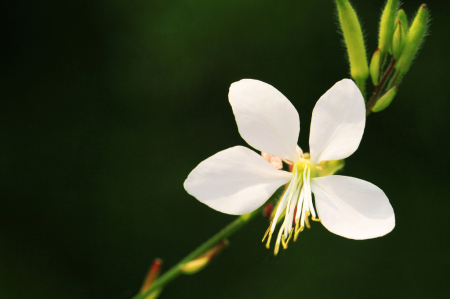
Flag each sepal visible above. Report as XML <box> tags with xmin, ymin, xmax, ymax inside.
<box><xmin>317</xmin><ymin>159</ymin><xmax>345</xmax><ymax>177</ymax></box>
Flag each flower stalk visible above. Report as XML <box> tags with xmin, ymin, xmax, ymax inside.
<box><xmin>132</xmin><ymin>210</ymin><xmax>260</xmax><ymax>299</ymax></box>
<box><xmin>366</xmin><ymin>58</ymin><xmax>396</xmax><ymax>115</ymax></box>
<box><xmin>133</xmin><ymin>78</ymin><xmax>394</xmax><ymax>297</ymax></box>
<box><xmin>131</xmin><ymin>2</ymin><xmax>430</xmax><ymax>298</ymax></box>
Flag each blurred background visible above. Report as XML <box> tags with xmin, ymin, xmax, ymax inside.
<box><xmin>2</xmin><ymin>0</ymin><xmax>450</xmax><ymax>298</ymax></box>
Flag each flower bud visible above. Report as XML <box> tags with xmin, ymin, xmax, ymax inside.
<box><xmin>392</xmin><ymin>20</ymin><xmax>405</xmax><ymax>60</ymax></box>
<box><xmin>397</xmin><ymin>9</ymin><xmax>409</xmax><ymax>33</ymax></box>
<box><xmin>144</xmin><ymin>290</ymin><xmax>162</xmax><ymax>299</ymax></box>
<box><xmin>378</xmin><ymin>0</ymin><xmax>399</xmax><ymax>56</ymax></box>
<box><xmin>140</xmin><ymin>259</ymin><xmax>163</xmax><ymax>299</ymax></box>
<box><xmin>335</xmin><ymin>0</ymin><xmax>369</xmax><ymax>95</ymax></box>
<box><xmin>180</xmin><ymin>240</ymin><xmax>228</xmax><ymax>274</ymax></box>
<box><xmin>372</xmin><ymin>85</ymin><xmax>398</xmax><ymax>112</ymax></box>
<box><xmin>369</xmin><ymin>48</ymin><xmax>381</xmax><ymax>85</ymax></box>
<box><xmin>394</xmin><ymin>4</ymin><xmax>429</xmax><ymax>83</ymax></box>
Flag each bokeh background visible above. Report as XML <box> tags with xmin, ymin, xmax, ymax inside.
<box><xmin>2</xmin><ymin>0</ymin><xmax>450</xmax><ymax>298</ymax></box>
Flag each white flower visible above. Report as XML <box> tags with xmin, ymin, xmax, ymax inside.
<box><xmin>184</xmin><ymin>79</ymin><xmax>395</xmax><ymax>254</ymax></box>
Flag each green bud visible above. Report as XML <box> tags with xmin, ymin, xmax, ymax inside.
<box><xmin>394</xmin><ymin>4</ymin><xmax>429</xmax><ymax>83</ymax></box>
<box><xmin>180</xmin><ymin>240</ymin><xmax>228</xmax><ymax>274</ymax></box>
<box><xmin>379</xmin><ymin>0</ymin><xmax>399</xmax><ymax>55</ymax></box>
<box><xmin>397</xmin><ymin>9</ymin><xmax>409</xmax><ymax>33</ymax></box>
<box><xmin>144</xmin><ymin>289</ymin><xmax>162</xmax><ymax>299</ymax></box>
<box><xmin>335</xmin><ymin>0</ymin><xmax>369</xmax><ymax>95</ymax></box>
<box><xmin>372</xmin><ymin>85</ymin><xmax>398</xmax><ymax>112</ymax></box>
<box><xmin>390</xmin><ymin>9</ymin><xmax>407</xmax><ymax>56</ymax></box>
<box><xmin>369</xmin><ymin>48</ymin><xmax>381</xmax><ymax>86</ymax></box>
<box><xmin>392</xmin><ymin>20</ymin><xmax>405</xmax><ymax>60</ymax></box>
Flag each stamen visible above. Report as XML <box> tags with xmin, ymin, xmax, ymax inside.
<box><xmin>281</xmin><ymin>234</ymin><xmax>288</xmax><ymax>249</ymax></box>
<box><xmin>262</xmin><ymin>220</ymin><xmax>273</xmax><ymax>242</ymax></box>
<box><xmin>282</xmin><ymin>192</ymin><xmax>294</xmax><ymax>238</ymax></box>
<box><xmin>305</xmin><ymin>211</ymin><xmax>311</xmax><ymax>229</ymax></box>
<box><xmin>285</xmin><ymin>229</ymin><xmax>293</xmax><ymax>245</ymax></box>
<box><xmin>281</xmin><ymin>230</ymin><xmax>294</xmax><ymax>249</ymax></box>
<box><xmin>265</xmin><ymin>231</ymin><xmax>273</xmax><ymax>249</ymax></box>
<box><xmin>306</xmin><ymin>167</ymin><xmax>316</xmax><ymax>220</ymax></box>
<box><xmin>264</xmin><ymin>169</ymin><xmax>298</xmax><ymax>249</ymax></box>
<box><xmin>305</xmin><ymin>167</ymin><xmax>321</xmax><ymax>222</ymax></box>
<box><xmin>283</xmin><ymin>179</ymin><xmax>301</xmax><ymax>238</ymax></box>
<box><xmin>294</xmin><ymin>225</ymin><xmax>304</xmax><ymax>242</ymax></box>
<box><xmin>274</xmin><ymin>226</ymin><xmax>284</xmax><ymax>255</ymax></box>
<box><xmin>262</xmin><ymin>156</ymin><xmax>321</xmax><ymax>251</ymax></box>
<box><xmin>299</xmin><ymin>166</ymin><xmax>308</xmax><ymax>229</ymax></box>
<box><xmin>270</xmin><ymin>169</ymin><xmax>298</xmax><ymax>232</ymax></box>
<box><xmin>294</xmin><ymin>184</ymin><xmax>305</xmax><ymax>224</ymax></box>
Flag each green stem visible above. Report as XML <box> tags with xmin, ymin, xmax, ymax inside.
<box><xmin>132</xmin><ymin>211</ymin><xmax>259</xmax><ymax>299</ymax></box>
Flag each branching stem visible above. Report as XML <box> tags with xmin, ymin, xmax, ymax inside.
<box><xmin>366</xmin><ymin>58</ymin><xmax>396</xmax><ymax>115</ymax></box>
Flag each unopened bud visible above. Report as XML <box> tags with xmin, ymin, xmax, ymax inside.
<box><xmin>397</xmin><ymin>9</ymin><xmax>409</xmax><ymax>33</ymax></box>
<box><xmin>180</xmin><ymin>240</ymin><xmax>228</xmax><ymax>274</ymax></box>
<box><xmin>372</xmin><ymin>85</ymin><xmax>398</xmax><ymax>112</ymax></box>
<box><xmin>144</xmin><ymin>290</ymin><xmax>163</xmax><ymax>299</ymax></box>
<box><xmin>369</xmin><ymin>49</ymin><xmax>381</xmax><ymax>85</ymax></box>
<box><xmin>140</xmin><ymin>259</ymin><xmax>163</xmax><ymax>299</ymax></box>
<box><xmin>392</xmin><ymin>20</ymin><xmax>405</xmax><ymax>60</ymax></box>
<box><xmin>394</xmin><ymin>4</ymin><xmax>429</xmax><ymax>83</ymax></box>
<box><xmin>335</xmin><ymin>0</ymin><xmax>369</xmax><ymax>95</ymax></box>
<box><xmin>379</xmin><ymin>0</ymin><xmax>399</xmax><ymax>56</ymax></box>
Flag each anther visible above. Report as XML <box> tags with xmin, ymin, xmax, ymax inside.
<box><xmin>274</xmin><ymin>242</ymin><xmax>280</xmax><ymax>256</ymax></box>
<box><xmin>265</xmin><ymin>231</ymin><xmax>273</xmax><ymax>249</ymax></box>
<box><xmin>285</xmin><ymin>230</ymin><xmax>293</xmax><ymax>245</ymax></box>
<box><xmin>294</xmin><ymin>225</ymin><xmax>304</xmax><ymax>242</ymax></box>
<box><xmin>281</xmin><ymin>235</ymin><xmax>288</xmax><ymax>249</ymax></box>
<box><xmin>262</xmin><ymin>221</ymin><xmax>273</xmax><ymax>242</ymax></box>
<box><xmin>305</xmin><ymin>211</ymin><xmax>311</xmax><ymax>229</ymax></box>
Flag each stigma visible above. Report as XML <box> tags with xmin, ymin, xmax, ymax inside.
<box><xmin>262</xmin><ymin>158</ymin><xmax>321</xmax><ymax>255</ymax></box>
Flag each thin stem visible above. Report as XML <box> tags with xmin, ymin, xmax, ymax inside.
<box><xmin>366</xmin><ymin>58</ymin><xmax>396</xmax><ymax>116</ymax></box>
<box><xmin>132</xmin><ymin>210</ymin><xmax>259</xmax><ymax>299</ymax></box>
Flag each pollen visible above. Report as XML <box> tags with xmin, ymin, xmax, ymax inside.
<box><xmin>262</xmin><ymin>158</ymin><xmax>320</xmax><ymax>255</ymax></box>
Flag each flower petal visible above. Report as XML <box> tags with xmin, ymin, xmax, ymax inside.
<box><xmin>309</xmin><ymin>79</ymin><xmax>365</xmax><ymax>164</ymax></box>
<box><xmin>229</xmin><ymin>79</ymin><xmax>300</xmax><ymax>163</ymax></box>
<box><xmin>184</xmin><ymin>146</ymin><xmax>292</xmax><ymax>215</ymax></box>
<box><xmin>311</xmin><ymin>175</ymin><xmax>395</xmax><ymax>239</ymax></box>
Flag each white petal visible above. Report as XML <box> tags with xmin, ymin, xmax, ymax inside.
<box><xmin>229</xmin><ymin>79</ymin><xmax>300</xmax><ymax>163</ymax></box>
<box><xmin>309</xmin><ymin>79</ymin><xmax>365</xmax><ymax>164</ymax></box>
<box><xmin>311</xmin><ymin>175</ymin><xmax>395</xmax><ymax>239</ymax></box>
<box><xmin>184</xmin><ymin>146</ymin><xmax>292</xmax><ymax>215</ymax></box>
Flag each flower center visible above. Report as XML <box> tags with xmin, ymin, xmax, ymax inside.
<box><xmin>262</xmin><ymin>158</ymin><xmax>321</xmax><ymax>255</ymax></box>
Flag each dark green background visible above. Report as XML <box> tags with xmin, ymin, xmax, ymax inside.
<box><xmin>2</xmin><ymin>0</ymin><xmax>449</xmax><ymax>298</ymax></box>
